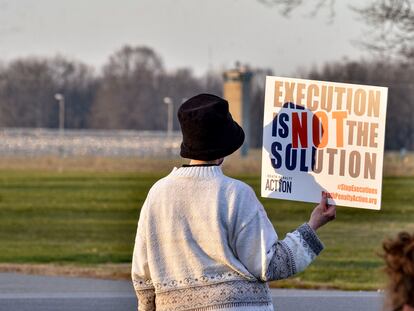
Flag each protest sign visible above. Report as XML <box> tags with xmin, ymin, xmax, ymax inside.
<box><xmin>261</xmin><ymin>76</ymin><xmax>388</xmax><ymax>210</ymax></box>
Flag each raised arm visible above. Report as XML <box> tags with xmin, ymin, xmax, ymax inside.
<box><xmin>233</xmin><ymin>192</ymin><xmax>335</xmax><ymax>282</ymax></box>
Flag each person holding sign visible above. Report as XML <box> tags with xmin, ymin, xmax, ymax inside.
<box><xmin>131</xmin><ymin>94</ymin><xmax>336</xmax><ymax>311</ymax></box>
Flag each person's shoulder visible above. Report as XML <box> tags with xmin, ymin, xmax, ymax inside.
<box><xmin>219</xmin><ymin>174</ymin><xmax>265</xmax><ymax>221</ymax></box>
<box><xmin>147</xmin><ymin>174</ymin><xmax>173</xmax><ymax>195</ymax></box>
<box><xmin>219</xmin><ymin>174</ymin><xmax>257</xmax><ymax>198</ymax></box>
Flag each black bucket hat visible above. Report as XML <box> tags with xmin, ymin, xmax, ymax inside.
<box><xmin>177</xmin><ymin>93</ymin><xmax>245</xmax><ymax>161</ymax></box>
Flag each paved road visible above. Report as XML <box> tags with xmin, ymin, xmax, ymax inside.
<box><xmin>0</xmin><ymin>273</ymin><xmax>383</xmax><ymax>311</ymax></box>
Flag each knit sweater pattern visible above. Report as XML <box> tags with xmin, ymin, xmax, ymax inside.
<box><xmin>132</xmin><ymin>166</ymin><xmax>324</xmax><ymax>311</ymax></box>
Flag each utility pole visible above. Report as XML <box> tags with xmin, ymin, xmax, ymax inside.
<box><xmin>163</xmin><ymin>97</ymin><xmax>173</xmax><ymax>135</ymax></box>
<box><xmin>54</xmin><ymin>93</ymin><xmax>65</xmax><ymax>161</ymax></box>
<box><xmin>54</xmin><ymin>93</ymin><xmax>65</xmax><ymax>134</ymax></box>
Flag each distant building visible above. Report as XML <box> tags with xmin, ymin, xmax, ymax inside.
<box><xmin>223</xmin><ymin>64</ymin><xmax>253</xmax><ymax>156</ymax></box>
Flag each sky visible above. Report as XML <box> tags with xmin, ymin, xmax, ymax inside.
<box><xmin>0</xmin><ymin>0</ymin><xmax>370</xmax><ymax>76</ymax></box>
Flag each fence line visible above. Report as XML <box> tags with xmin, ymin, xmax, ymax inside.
<box><xmin>0</xmin><ymin>128</ymin><xmax>182</xmax><ymax>157</ymax></box>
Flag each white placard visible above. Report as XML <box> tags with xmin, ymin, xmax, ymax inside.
<box><xmin>261</xmin><ymin>76</ymin><xmax>388</xmax><ymax>210</ymax></box>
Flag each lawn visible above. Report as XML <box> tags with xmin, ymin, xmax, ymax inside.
<box><xmin>0</xmin><ymin>169</ymin><xmax>413</xmax><ymax>290</ymax></box>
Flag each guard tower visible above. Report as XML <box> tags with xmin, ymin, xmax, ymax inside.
<box><xmin>223</xmin><ymin>64</ymin><xmax>253</xmax><ymax>157</ymax></box>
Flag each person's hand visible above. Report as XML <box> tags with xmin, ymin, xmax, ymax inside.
<box><xmin>308</xmin><ymin>193</ymin><xmax>336</xmax><ymax>231</ymax></box>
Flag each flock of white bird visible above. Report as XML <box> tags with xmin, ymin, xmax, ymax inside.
<box><xmin>0</xmin><ymin>128</ymin><xmax>182</xmax><ymax>157</ymax></box>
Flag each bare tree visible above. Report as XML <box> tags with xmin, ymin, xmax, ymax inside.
<box><xmin>260</xmin><ymin>0</ymin><xmax>414</xmax><ymax>60</ymax></box>
<box><xmin>249</xmin><ymin>67</ymin><xmax>273</xmax><ymax>148</ymax></box>
<box><xmin>49</xmin><ymin>56</ymin><xmax>97</xmax><ymax>128</ymax></box>
<box><xmin>356</xmin><ymin>0</ymin><xmax>414</xmax><ymax>60</ymax></box>
<box><xmin>0</xmin><ymin>56</ymin><xmax>96</xmax><ymax>128</ymax></box>
<box><xmin>0</xmin><ymin>58</ymin><xmax>55</xmax><ymax>127</ymax></box>
<box><xmin>158</xmin><ymin>68</ymin><xmax>203</xmax><ymax>130</ymax></box>
<box><xmin>89</xmin><ymin>45</ymin><xmax>165</xmax><ymax>130</ymax></box>
<box><xmin>89</xmin><ymin>45</ymin><xmax>223</xmax><ymax>131</ymax></box>
<box><xmin>258</xmin><ymin>0</ymin><xmax>336</xmax><ymax>19</ymax></box>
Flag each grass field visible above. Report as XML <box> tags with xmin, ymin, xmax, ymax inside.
<box><xmin>0</xmin><ymin>168</ymin><xmax>413</xmax><ymax>290</ymax></box>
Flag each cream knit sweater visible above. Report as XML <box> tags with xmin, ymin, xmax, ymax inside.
<box><xmin>132</xmin><ymin>165</ymin><xmax>324</xmax><ymax>311</ymax></box>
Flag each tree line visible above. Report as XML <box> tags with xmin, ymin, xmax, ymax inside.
<box><xmin>0</xmin><ymin>46</ymin><xmax>222</xmax><ymax>131</ymax></box>
<box><xmin>0</xmin><ymin>45</ymin><xmax>269</xmax><ymax>148</ymax></box>
<box><xmin>0</xmin><ymin>45</ymin><xmax>413</xmax><ymax>150</ymax></box>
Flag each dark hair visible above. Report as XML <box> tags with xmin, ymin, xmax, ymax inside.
<box><xmin>381</xmin><ymin>232</ymin><xmax>414</xmax><ymax>310</ymax></box>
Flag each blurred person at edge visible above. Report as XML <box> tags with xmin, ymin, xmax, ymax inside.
<box><xmin>131</xmin><ymin>93</ymin><xmax>336</xmax><ymax>311</ymax></box>
<box><xmin>382</xmin><ymin>232</ymin><xmax>414</xmax><ymax>311</ymax></box>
